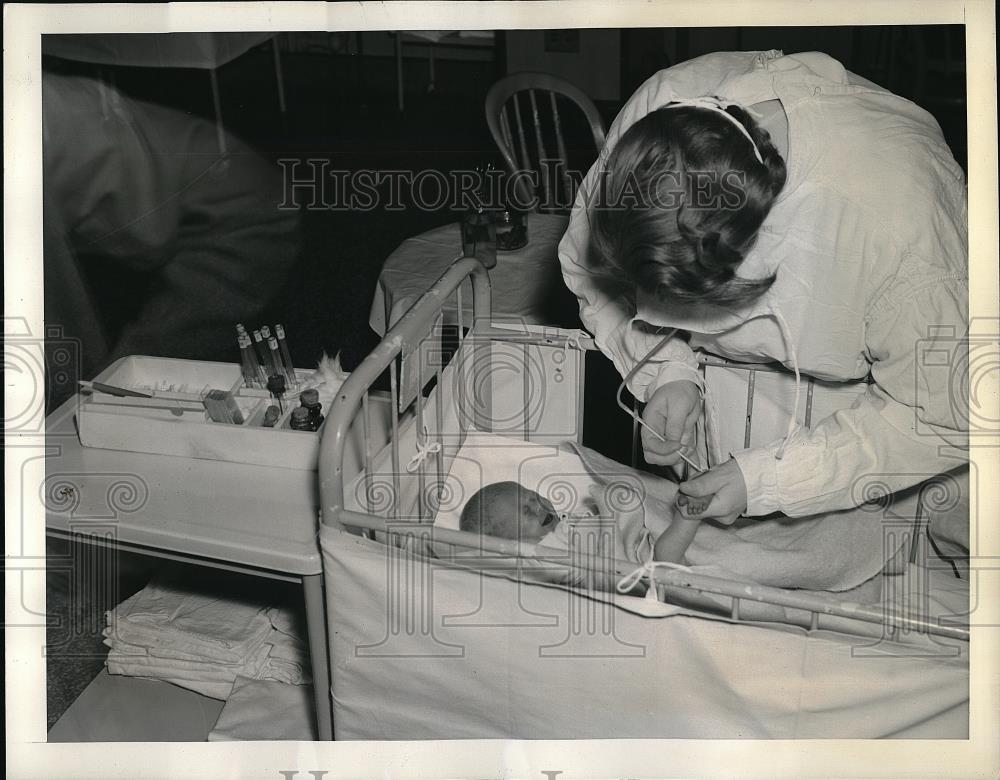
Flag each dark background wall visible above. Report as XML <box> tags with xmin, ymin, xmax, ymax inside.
<box><xmin>43</xmin><ymin>25</ymin><xmax>966</xmax><ymax>380</ymax></box>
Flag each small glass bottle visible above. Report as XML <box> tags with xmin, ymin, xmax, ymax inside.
<box><xmin>266</xmin><ymin>374</ymin><xmax>287</xmax><ymax>413</ymax></box>
<box><xmin>262</xmin><ymin>405</ymin><xmax>280</xmax><ymax>428</ymax></box>
<box><xmin>299</xmin><ymin>388</ymin><xmax>325</xmax><ymax>431</ymax></box>
<box><xmin>289</xmin><ymin>406</ymin><xmax>312</xmax><ymax>431</ymax></box>
<box><xmin>495</xmin><ymin>207</ymin><xmax>528</xmax><ymax>251</ymax></box>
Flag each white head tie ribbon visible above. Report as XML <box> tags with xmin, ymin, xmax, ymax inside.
<box><xmin>664</xmin><ymin>97</ymin><xmax>764</xmax><ymax>165</ymax></box>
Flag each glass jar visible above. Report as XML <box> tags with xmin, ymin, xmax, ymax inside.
<box><xmin>495</xmin><ymin>208</ymin><xmax>528</xmax><ymax>251</ymax></box>
<box><xmin>289</xmin><ymin>406</ymin><xmax>312</xmax><ymax>431</ymax></box>
<box><xmin>299</xmin><ymin>388</ymin><xmax>325</xmax><ymax>431</ymax></box>
<box><xmin>460</xmin><ymin>207</ymin><xmax>497</xmax><ymax>269</ymax></box>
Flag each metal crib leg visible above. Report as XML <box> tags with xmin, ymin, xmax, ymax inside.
<box><xmin>303</xmin><ymin>573</ymin><xmax>334</xmax><ymax>740</ymax></box>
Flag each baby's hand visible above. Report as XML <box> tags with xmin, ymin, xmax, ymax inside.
<box><xmin>581</xmin><ymin>489</ymin><xmax>602</xmax><ymax>518</ymax></box>
<box><xmin>653</xmin><ymin>503</ymin><xmax>701</xmax><ymax>564</ymax></box>
<box><xmin>676</xmin><ymin>492</ymin><xmax>712</xmax><ymax>517</ymax></box>
<box><xmin>678</xmin><ymin>459</ymin><xmax>747</xmax><ymax>526</ymax></box>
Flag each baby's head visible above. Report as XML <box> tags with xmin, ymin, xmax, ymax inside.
<box><xmin>459</xmin><ymin>481</ymin><xmax>560</xmax><ymax>543</ymax></box>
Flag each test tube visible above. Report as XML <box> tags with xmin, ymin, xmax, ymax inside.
<box><xmin>238</xmin><ymin>334</ymin><xmax>257</xmax><ymax>388</ymax></box>
<box><xmin>253</xmin><ymin>329</ymin><xmax>275</xmax><ymax>377</ymax></box>
<box><xmin>275</xmin><ymin>324</ymin><xmax>297</xmax><ymax>386</ymax></box>
<box><xmin>268</xmin><ymin>336</ymin><xmax>288</xmax><ymax>384</ymax></box>
<box><xmin>260</xmin><ymin>325</ymin><xmax>272</xmax><ymax>342</ymax></box>
<box><xmin>246</xmin><ymin>335</ymin><xmax>266</xmax><ymax>386</ymax></box>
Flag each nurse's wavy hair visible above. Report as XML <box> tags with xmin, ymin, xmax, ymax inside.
<box><xmin>590</xmin><ymin>104</ymin><xmax>787</xmax><ymax>307</ymax></box>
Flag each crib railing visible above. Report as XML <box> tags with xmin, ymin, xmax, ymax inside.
<box><xmin>320</xmin><ymin>257</ymin><xmax>970</xmax><ymax>646</ymax></box>
<box><xmin>320</xmin><ymin>256</ymin><xmax>491</xmax><ymax>522</ymax></box>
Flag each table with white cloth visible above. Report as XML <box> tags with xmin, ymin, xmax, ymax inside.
<box><xmin>369</xmin><ymin>212</ymin><xmax>571</xmax><ymax>335</ymax></box>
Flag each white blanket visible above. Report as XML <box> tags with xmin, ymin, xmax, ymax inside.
<box><xmin>437</xmin><ymin>433</ymin><xmax>899</xmax><ymax>593</ymax></box>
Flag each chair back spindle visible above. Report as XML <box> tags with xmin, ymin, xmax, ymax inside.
<box><xmin>485</xmin><ymin>72</ymin><xmax>606</xmax><ymax>212</ymax></box>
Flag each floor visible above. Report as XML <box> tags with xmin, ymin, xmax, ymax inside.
<box><xmin>45</xmin><ymin>538</ymin><xmax>156</xmax><ymax>729</ymax></box>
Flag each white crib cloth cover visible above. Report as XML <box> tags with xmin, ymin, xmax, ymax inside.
<box><xmin>321</xmin><ymin>524</ymin><xmax>969</xmax><ymax>740</ymax></box>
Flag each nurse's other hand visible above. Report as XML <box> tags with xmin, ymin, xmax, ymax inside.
<box><xmin>641</xmin><ymin>380</ymin><xmax>701</xmax><ymax>467</ymax></box>
<box><xmin>678</xmin><ymin>459</ymin><xmax>747</xmax><ymax>526</ymax></box>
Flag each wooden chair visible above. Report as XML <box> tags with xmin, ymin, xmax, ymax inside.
<box><xmin>485</xmin><ymin>72</ymin><xmax>606</xmax><ymax>212</ymax></box>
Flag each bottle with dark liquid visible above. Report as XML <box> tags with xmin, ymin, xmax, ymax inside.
<box><xmin>289</xmin><ymin>406</ymin><xmax>312</xmax><ymax>431</ymax></box>
<box><xmin>299</xmin><ymin>388</ymin><xmax>325</xmax><ymax>431</ymax></box>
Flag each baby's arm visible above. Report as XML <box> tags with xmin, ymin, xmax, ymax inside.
<box><xmin>653</xmin><ymin>504</ymin><xmax>701</xmax><ymax>564</ymax></box>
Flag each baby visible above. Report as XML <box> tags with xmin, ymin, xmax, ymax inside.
<box><xmin>459</xmin><ymin>481</ymin><xmax>563</xmax><ymax>543</ymax></box>
<box><xmin>459</xmin><ymin>480</ymin><xmax>700</xmax><ymax>563</ymax></box>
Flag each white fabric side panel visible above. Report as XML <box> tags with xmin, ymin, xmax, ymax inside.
<box><xmin>320</xmin><ymin>526</ymin><xmax>968</xmax><ymax>740</ymax></box>
<box><xmin>345</xmin><ymin>332</ymin><xmax>582</xmax><ymax>521</ymax></box>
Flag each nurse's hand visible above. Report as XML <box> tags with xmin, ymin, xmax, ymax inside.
<box><xmin>678</xmin><ymin>459</ymin><xmax>747</xmax><ymax>526</ymax></box>
<box><xmin>641</xmin><ymin>380</ymin><xmax>701</xmax><ymax>468</ymax></box>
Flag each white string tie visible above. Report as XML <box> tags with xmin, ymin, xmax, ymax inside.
<box><xmin>406</xmin><ymin>427</ymin><xmax>442</xmax><ymax>473</ymax></box>
<box><xmin>561</xmin><ymin>328</ymin><xmax>586</xmax><ymax>358</ymax></box>
<box><xmin>616</xmin><ymin>554</ymin><xmax>692</xmax><ymax>602</ymax></box>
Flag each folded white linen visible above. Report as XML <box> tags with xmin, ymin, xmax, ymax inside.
<box><xmin>104</xmin><ymin>578</ymin><xmax>313</xmax><ymax>698</ymax></box>
<box><xmin>260</xmin><ymin>632</ymin><xmax>311</xmax><ymax>685</ymax></box>
<box><xmin>106</xmin><ymin>641</ymin><xmax>272</xmax><ymax>699</ymax></box>
<box><xmin>105</xmin><ymin>620</ymin><xmax>271</xmax><ymax>664</ymax></box>
<box><xmin>108</xmin><ymin>575</ymin><xmax>274</xmax><ymax>659</ymax></box>
<box><xmin>101</xmin><ymin>668</ymin><xmax>236</xmax><ymax>701</ymax></box>
<box><xmin>107</xmin><ymin>640</ymin><xmax>271</xmax><ymax>677</ymax></box>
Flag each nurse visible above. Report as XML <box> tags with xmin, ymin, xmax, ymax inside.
<box><xmin>559</xmin><ymin>50</ymin><xmax>969</xmax><ymax>541</ymax></box>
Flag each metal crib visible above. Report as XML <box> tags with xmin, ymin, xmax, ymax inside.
<box><xmin>317</xmin><ymin>256</ymin><xmax>969</xmax><ymax>736</ymax></box>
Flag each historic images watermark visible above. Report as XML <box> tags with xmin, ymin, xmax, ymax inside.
<box><xmin>277</xmin><ymin>158</ymin><xmax>750</xmax><ymax>214</ymax></box>
<box><xmin>4</xmin><ymin>316</ymin><xmax>153</xmax><ymax>659</ymax></box>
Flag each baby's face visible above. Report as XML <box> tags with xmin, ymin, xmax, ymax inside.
<box><xmin>484</xmin><ymin>483</ymin><xmax>560</xmax><ymax>543</ymax></box>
